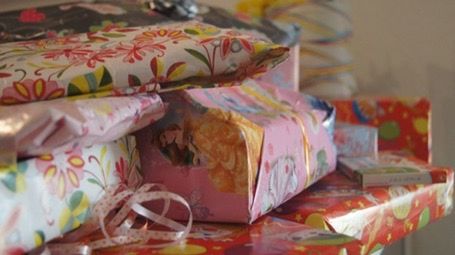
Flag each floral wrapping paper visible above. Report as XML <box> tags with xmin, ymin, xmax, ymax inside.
<box><xmin>0</xmin><ymin>1</ymin><xmax>299</xmax><ymax>47</ymax></box>
<box><xmin>271</xmin><ymin>158</ymin><xmax>454</xmax><ymax>254</ymax></box>
<box><xmin>0</xmin><ymin>0</ymin><xmax>299</xmax><ymax>92</ymax></box>
<box><xmin>331</xmin><ymin>97</ymin><xmax>431</xmax><ymax>162</ymax></box>
<box><xmin>96</xmin><ymin>216</ymin><xmax>365</xmax><ymax>255</ymax></box>
<box><xmin>334</xmin><ymin>123</ymin><xmax>378</xmax><ymax>158</ymax></box>
<box><xmin>0</xmin><ymin>94</ymin><xmax>164</xmax><ymax>166</ymax></box>
<box><xmin>0</xmin><ymin>136</ymin><xmax>141</xmax><ymax>253</ymax></box>
<box><xmin>0</xmin><ymin>20</ymin><xmax>288</xmax><ymax>105</ymax></box>
<box><xmin>136</xmin><ymin>79</ymin><xmax>336</xmax><ymax>223</ymax></box>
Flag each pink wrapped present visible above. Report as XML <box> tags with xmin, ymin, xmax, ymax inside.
<box><xmin>334</xmin><ymin>123</ymin><xmax>378</xmax><ymax>158</ymax></box>
<box><xmin>136</xmin><ymin>79</ymin><xmax>336</xmax><ymax>223</ymax></box>
<box><xmin>0</xmin><ymin>94</ymin><xmax>164</xmax><ymax>166</ymax></box>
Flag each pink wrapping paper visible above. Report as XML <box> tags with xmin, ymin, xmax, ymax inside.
<box><xmin>0</xmin><ymin>21</ymin><xmax>288</xmax><ymax>105</ymax></box>
<box><xmin>0</xmin><ymin>94</ymin><xmax>164</xmax><ymax>165</ymax></box>
<box><xmin>136</xmin><ymin>79</ymin><xmax>336</xmax><ymax>223</ymax></box>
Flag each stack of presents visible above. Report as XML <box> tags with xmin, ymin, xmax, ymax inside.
<box><xmin>0</xmin><ymin>1</ymin><xmax>452</xmax><ymax>255</ymax></box>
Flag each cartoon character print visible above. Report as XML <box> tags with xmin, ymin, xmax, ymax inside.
<box><xmin>153</xmin><ymin>122</ymin><xmax>201</xmax><ymax>167</ymax></box>
<box><xmin>261</xmin><ymin>156</ymin><xmax>298</xmax><ymax>214</ymax></box>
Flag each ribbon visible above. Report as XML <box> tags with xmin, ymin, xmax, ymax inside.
<box><xmin>42</xmin><ymin>183</ymin><xmax>193</xmax><ymax>255</ymax></box>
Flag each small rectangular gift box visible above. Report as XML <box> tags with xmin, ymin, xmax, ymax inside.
<box><xmin>0</xmin><ymin>20</ymin><xmax>288</xmax><ymax>105</ymax></box>
<box><xmin>136</xmin><ymin>79</ymin><xmax>336</xmax><ymax>223</ymax></box>
<box><xmin>0</xmin><ymin>136</ymin><xmax>141</xmax><ymax>253</ymax></box>
<box><xmin>96</xmin><ymin>216</ymin><xmax>365</xmax><ymax>255</ymax></box>
<box><xmin>338</xmin><ymin>153</ymin><xmax>449</xmax><ymax>187</ymax></box>
<box><xmin>334</xmin><ymin>123</ymin><xmax>378</xmax><ymax>158</ymax></box>
<box><xmin>271</xmin><ymin>164</ymin><xmax>454</xmax><ymax>254</ymax></box>
<box><xmin>331</xmin><ymin>97</ymin><xmax>431</xmax><ymax>162</ymax></box>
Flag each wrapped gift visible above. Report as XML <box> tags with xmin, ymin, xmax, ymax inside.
<box><xmin>0</xmin><ymin>21</ymin><xmax>288</xmax><ymax>105</ymax></box>
<box><xmin>136</xmin><ymin>79</ymin><xmax>336</xmax><ymax>223</ymax></box>
<box><xmin>334</xmin><ymin>123</ymin><xmax>378</xmax><ymax>158</ymax></box>
<box><xmin>0</xmin><ymin>136</ymin><xmax>141</xmax><ymax>253</ymax></box>
<box><xmin>331</xmin><ymin>97</ymin><xmax>431</xmax><ymax>162</ymax></box>
<box><xmin>96</xmin><ymin>216</ymin><xmax>365</xmax><ymax>255</ymax></box>
<box><xmin>272</xmin><ymin>163</ymin><xmax>454</xmax><ymax>254</ymax></box>
<box><xmin>0</xmin><ymin>1</ymin><xmax>298</xmax><ymax>91</ymax></box>
<box><xmin>338</xmin><ymin>153</ymin><xmax>450</xmax><ymax>187</ymax></box>
<box><xmin>0</xmin><ymin>94</ymin><xmax>164</xmax><ymax>166</ymax></box>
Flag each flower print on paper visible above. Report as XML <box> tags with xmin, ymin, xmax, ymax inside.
<box><xmin>115</xmin><ymin>137</ymin><xmax>142</xmax><ymax>189</ymax></box>
<box><xmin>149</xmin><ymin>57</ymin><xmax>187</xmax><ymax>84</ymax></box>
<box><xmin>0</xmin><ymin>21</ymin><xmax>288</xmax><ymax>104</ymax></box>
<box><xmin>0</xmin><ymin>79</ymin><xmax>64</xmax><ymax>105</ymax></box>
<box><xmin>36</xmin><ymin>151</ymin><xmax>85</xmax><ymax>199</ymax></box>
<box><xmin>58</xmin><ymin>191</ymin><xmax>90</xmax><ymax>233</ymax></box>
<box><xmin>67</xmin><ymin>66</ymin><xmax>113</xmax><ymax>96</ymax></box>
<box><xmin>0</xmin><ymin>162</ymin><xmax>28</xmax><ymax>193</ymax></box>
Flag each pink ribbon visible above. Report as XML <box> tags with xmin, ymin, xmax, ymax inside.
<box><xmin>42</xmin><ymin>183</ymin><xmax>192</xmax><ymax>254</ymax></box>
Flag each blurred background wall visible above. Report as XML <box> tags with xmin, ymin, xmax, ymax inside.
<box><xmin>350</xmin><ymin>1</ymin><xmax>455</xmax><ymax>254</ymax></box>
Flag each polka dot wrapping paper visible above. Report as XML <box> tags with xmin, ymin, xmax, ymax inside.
<box><xmin>271</xmin><ymin>164</ymin><xmax>453</xmax><ymax>254</ymax></box>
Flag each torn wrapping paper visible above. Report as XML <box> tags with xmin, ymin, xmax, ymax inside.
<box><xmin>334</xmin><ymin>123</ymin><xmax>378</xmax><ymax>158</ymax></box>
<box><xmin>272</xmin><ymin>162</ymin><xmax>454</xmax><ymax>254</ymax></box>
<box><xmin>0</xmin><ymin>136</ymin><xmax>141</xmax><ymax>253</ymax></box>
<box><xmin>0</xmin><ymin>94</ymin><xmax>164</xmax><ymax>166</ymax></box>
<box><xmin>332</xmin><ymin>97</ymin><xmax>431</xmax><ymax>162</ymax></box>
<box><xmin>136</xmin><ymin>79</ymin><xmax>336</xmax><ymax>223</ymax></box>
<box><xmin>95</xmin><ymin>216</ymin><xmax>365</xmax><ymax>255</ymax></box>
<box><xmin>0</xmin><ymin>21</ymin><xmax>288</xmax><ymax>105</ymax></box>
<box><xmin>338</xmin><ymin>153</ymin><xmax>449</xmax><ymax>188</ymax></box>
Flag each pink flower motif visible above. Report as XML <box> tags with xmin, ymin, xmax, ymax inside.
<box><xmin>41</xmin><ymin>44</ymin><xmax>93</xmax><ymax>62</ymax></box>
<box><xmin>85</xmin><ymin>48</ymin><xmax>117</xmax><ymax>68</ymax></box>
<box><xmin>18</xmin><ymin>8</ymin><xmax>46</xmax><ymax>23</ymax></box>
<box><xmin>36</xmin><ymin>150</ymin><xmax>85</xmax><ymax>199</ymax></box>
<box><xmin>0</xmin><ymin>79</ymin><xmax>65</xmax><ymax>105</ymax></box>
<box><xmin>115</xmin><ymin>42</ymin><xmax>149</xmax><ymax>63</ymax></box>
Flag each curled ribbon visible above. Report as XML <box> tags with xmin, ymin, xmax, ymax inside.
<box><xmin>42</xmin><ymin>183</ymin><xmax>193</xmax><ymax>255</ymax></box>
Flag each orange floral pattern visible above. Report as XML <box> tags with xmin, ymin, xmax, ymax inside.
<box><xmin>190</xmin><ymin>109</ymin><xmax>263</xmax><ymax>195</ymax></box>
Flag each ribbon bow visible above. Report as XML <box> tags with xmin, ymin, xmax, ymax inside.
<box><xmin>42</xmin><ymin>183</ymin><xmax>192</xmax><ymax>254</ymax></box>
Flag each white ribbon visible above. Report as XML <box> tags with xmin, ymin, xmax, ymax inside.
<box><xmin>43</xmin><ymin>183</ymin><xmax>192</xmax><ymax>254</ymax></box>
